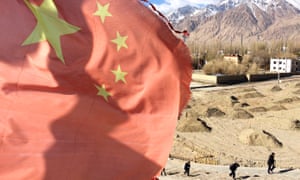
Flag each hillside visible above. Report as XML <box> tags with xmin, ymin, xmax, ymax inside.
<box><xmin>169</xmin><ymin>77</ymin><xmax>300</xmax><ymax>171</ymax></box>
<box><xmin>168</xmin><ymin>0</ymin><xmax>300</xmax><ymax>45</ymax></box>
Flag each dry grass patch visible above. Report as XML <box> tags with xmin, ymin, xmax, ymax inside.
<box><xmin>203</xmin><ymin>60</ymin><xmax>248</xmax><ymax>75</ymax></box>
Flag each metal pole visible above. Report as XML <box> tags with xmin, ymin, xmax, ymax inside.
<box><xmin>277</xmin><ymin>71</ymin><xmax>280</xmax><ymax>84</ymax></box>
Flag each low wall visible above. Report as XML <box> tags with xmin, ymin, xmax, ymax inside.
<box><xmin>192</xmin><ymin>72</ymin><xmax>296</xmax><ymax>85</ymax></box>
<box><xmin>216</xmin><ymin>75</ymin><xmax>248</xmax><ymax>85</ymax></box>
<box><xmin>247</xmin><ymin>73</ymin><xmax>293</xmax><ymax>82</ymax></box>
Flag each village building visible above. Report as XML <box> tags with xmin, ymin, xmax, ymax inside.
<box><xmin>270</xmin><ymin>58</ymin><xmax>300</xmax><ymax>73</ymax></box>
<box><xmin>223</xmin><ymin>55</ymin><xmax>242</xmax><ymax>64</ymax></box>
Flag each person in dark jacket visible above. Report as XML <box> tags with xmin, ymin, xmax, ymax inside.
<box><xmin>229</xmin><ymin>162</ymin><xmax>240</xmax><ymax>179</ymax></box>
<box><xmin>184</xmin><ymin>161</ymin><xmax>191</xmax><ymax>176</ymax></box>
<box><xmin>267</xmin><ymin>152</ymin><xmax>276</xmax><ymax>174</ymax></box>
<box><xmin>160</xmin><ymin>168</ymin><xmax>167</xmax><ymax>176</ymax></box>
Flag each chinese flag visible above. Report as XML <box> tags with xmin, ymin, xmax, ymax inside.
<box><xmin>0</xmin><ymin>0</ymin><xmax>191</xmax><ymax>179</ymax></box>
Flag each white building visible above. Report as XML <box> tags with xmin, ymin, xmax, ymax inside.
<box><xmin>270</xmin><ymin>58</ymin><xmax>300</xmax><ymax>73</ymax></box>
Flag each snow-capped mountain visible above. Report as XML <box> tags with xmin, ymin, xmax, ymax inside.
<box><xmin>168</xmin><ymin>4</ymin><xmax>222</xmax><ymax>30</ymax></box>
<box><xmin>167</xmin><ymin>5</ymin><xmax>202</xmax><ymax>24</ymax></box>
<box><xmin>167</xmin><ymin>0</ymin><xmax>300</xmax><ymax>45</ymax></box>
<box><xmin>217</xmin><ymin>0</ymin><xmax>300</xmax><ymax>11</ymax></box>
<box><xmin>168</xmin><ymin>0</ymin><xmax>300</xmax><ymax>27</ymax></box>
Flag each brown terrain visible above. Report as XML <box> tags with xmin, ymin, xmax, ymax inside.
<box><xmin>161</xmin><ymin>77</ymin><xmax>300</xmax><ymax>179</ymax></box>
<box><xmin>176</xmin><ymin>1</ymin><xmax>300</xmax><ymax>45</ymax></box>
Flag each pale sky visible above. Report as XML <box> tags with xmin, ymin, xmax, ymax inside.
<box><xmin>151</xmin><ymin>0</ymin><xmax>219</xmax><ymax>13</ymax></box>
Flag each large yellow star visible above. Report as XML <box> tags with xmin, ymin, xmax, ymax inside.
<box><xmin>22</xmin><ymin>0</ymin><xmax>81</xmax><ymax>64</ymax></box>
<box><xmin>111</xmin><ymin>32</ymin><xmax>128</xmax><ymax>52</ymax></box>
<box><xmin>95</xmin><ymin>84</ymin><xmax>111</xmax><ymax>102</ymax></box>
<box><xmin>111</xmin><ymin>65</ymin><xmax>128</xmax><ymax>83</ymax></box>
<box><xmin>93</xmin><ymin>2</ymin><xmax>112</xmax><ymax>23</ymax></box>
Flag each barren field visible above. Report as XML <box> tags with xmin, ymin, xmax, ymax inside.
<box><xmin>162</xmin><ymin>77</ymin><xmax>300</xmax><ymax>179</ymax></box>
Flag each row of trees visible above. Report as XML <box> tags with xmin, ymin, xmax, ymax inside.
<box><xmin>187</xmin><ymin>40</ymin><xmax>300</xmax><ymax>75</ymax></box>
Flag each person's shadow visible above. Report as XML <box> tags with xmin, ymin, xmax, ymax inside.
<box><xmin>1</xmin><ymin>1</ymin><xmax>161</xmax><ymax>179</ymax></box>
<box><xmin>278</xmin><ymin>168</ymin><xmax>294</xmax><ymax>174</ymax></box>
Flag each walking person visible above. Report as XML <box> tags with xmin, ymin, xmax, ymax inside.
<box><xmin>267</xmin><ymin>152</ymin><xmax>276</xmax><ymax>174</ymax></box>
<box><xmin>160</xmin><ymin>168</ymin><xmax>167</xmax><ymax>176</ymax></box>
<box><xmin>184</xmin><ymin>161</ymin><xmax>191</xmax><ymax>176</ymax></box>
<box><xmin>229</xmin><ymin>162</ymin><xmax>240</xmax><ymax>179</ymax></box>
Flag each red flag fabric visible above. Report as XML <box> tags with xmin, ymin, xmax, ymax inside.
<box><xmin>0</xmin><ymin>0</ymin><xmax>191</xmax><ymax>179</ymax></box>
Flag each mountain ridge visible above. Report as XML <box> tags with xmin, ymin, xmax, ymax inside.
<box><xmin>168</xmin><ymin>0</ymin><xmax>300</xmax><ymax>47</ymax></box>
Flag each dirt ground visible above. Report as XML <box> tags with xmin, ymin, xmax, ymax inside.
<box><xmin>162</xmin><ymin>77</ymin><xmax>300</xmax><ymax>179</ymax></box>
<box><xmin>159</xmin><ymin>158</ymin><xmax>300</xmax><ymax>180</ymax></box>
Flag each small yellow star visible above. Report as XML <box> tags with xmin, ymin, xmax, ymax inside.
<box><xmin>111</xmin><ymin>65</ymin><xmax>128</xmax><ymax>83</ymax></box>
<box><xmin>95</xmin><ymin>84</ymin><xmax>111</xmax><ymax>102</ymax></box>
<box><xmin>93</xmin><ymin>2</ymin><xmax>112</xmax><ymax>23</ymax></box>
<box><xmin>111</xmin><ymin>32</ymin><xmax>128</xmax><ymax>52</ymax></box>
